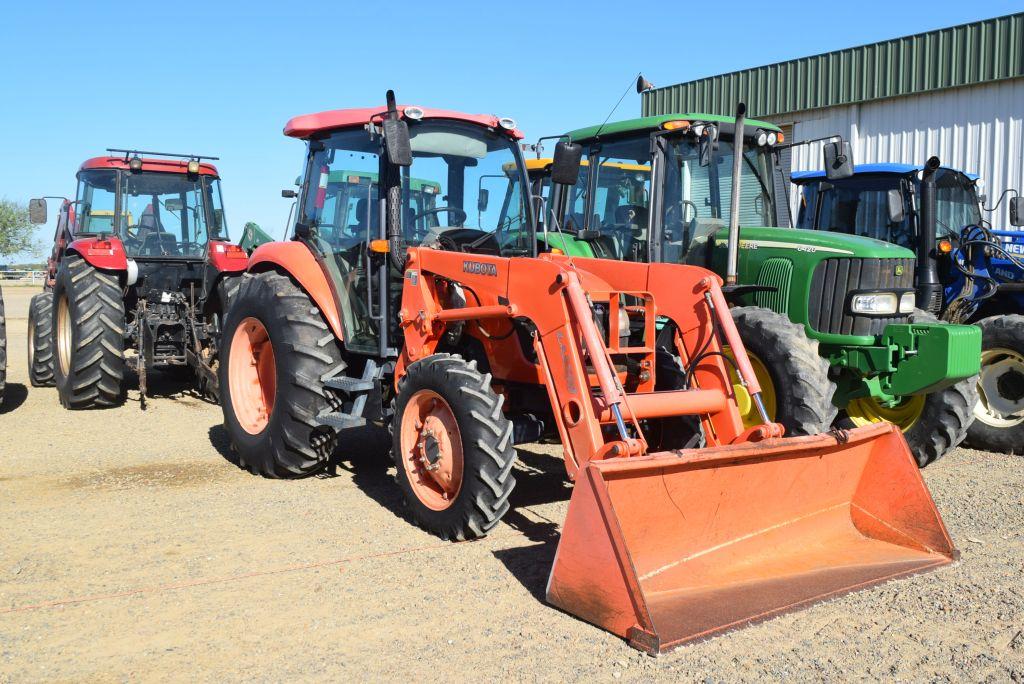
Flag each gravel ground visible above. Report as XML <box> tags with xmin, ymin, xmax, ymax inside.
<box><xmin>1</xmin><ymin>285</ymin><xmax>1022</xmax><ymax>682</ymax></box>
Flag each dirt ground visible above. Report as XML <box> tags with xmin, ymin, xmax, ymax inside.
<box><xmin>1</xmin><ymin>285</ymin><xmax>1022</xmax><ymax>682</ymax></box>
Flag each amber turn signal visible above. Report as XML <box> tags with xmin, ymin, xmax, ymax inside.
<box><xmin>369</xmin><ymin>239</ymin><xmax>390</xmax><ymax>253</ymax></box>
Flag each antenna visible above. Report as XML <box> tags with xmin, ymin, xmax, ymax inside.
<box><xmin>591</xmin><ymin>72</ymin><xmax>643</xmax><ymax>140</ymax></box>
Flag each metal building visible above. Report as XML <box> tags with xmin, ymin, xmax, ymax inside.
<box><xmin>642</xmin><ymin>13</ymin><xmax>1024</xmax><ymax>227</ymax></box>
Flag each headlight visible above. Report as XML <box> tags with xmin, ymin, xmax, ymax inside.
<box><xmin>767</xmin><ymin>132</ymin><xmax>778</xmax><ymax>145</ymax></box>
<box><xmin>850</xmin><ymin>293</ymin><xmax>898</xmax><ymax>315</ymax></box>
<box><xmin>755</xmin><ymin>130</ymin><xmax>768</xmax><ymax>146</ymax></box>
<box><xmin>899</xmin><ymin>292</ymin><xmax>916</xmax><ymax>313</ymax></box>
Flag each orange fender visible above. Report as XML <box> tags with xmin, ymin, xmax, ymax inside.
<box><xmin>248</xmin><ymin>241</ymin><xmax>344</xmax><ymax>341</ymax></box>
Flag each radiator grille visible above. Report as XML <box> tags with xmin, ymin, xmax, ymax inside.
<box><xmin>753</xmin><ymin>258</ymin><xmax>793</xmax><ymax>314</ymax></box>
<box><xmin>808</xmin><ymin>258</ymin><xmax>915</xmax><ymax>335</ymax></box>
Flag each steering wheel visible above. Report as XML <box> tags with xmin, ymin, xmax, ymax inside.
<box><xmin>410</xmin><ymin>206</ymin><xmax>468</xmax><ymax>226</ymax></box>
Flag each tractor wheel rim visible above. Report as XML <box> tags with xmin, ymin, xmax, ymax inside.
<box><xmin>846</xmin><ymin>394</ymin><xmax>926</xmax><ymax>432</ymax></box>
<box><xmin>56</xmin><ymin>295</ymin><xmax>72</xmax><ymax>375</ymax></box>
<box><xmin>228</xmin><ymin>317</ymin><xmax>276</xmax><ymax>435</ymax></box>
<box><xmin>725</xmin><ymin>348</ymin><xmax>776</xmax><ymax>429</ymax></box>
<box><xmin>974</xmin><ymin>347</ymin><xmax>1024</xmax><ymax>428</ymax></box>
<box><xmin>400</xmin><ymin>389</ymin><xmax>464</xmax><ymax>511</ymax></box>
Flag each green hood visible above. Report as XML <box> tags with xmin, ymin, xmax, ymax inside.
<box><xmin>719</xmin><ymin>226</ymin><xmax>916</xmax><ymax>260</ymax></box>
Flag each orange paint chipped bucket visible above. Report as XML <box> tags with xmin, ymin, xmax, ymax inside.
<box><xmin>546</xmin><ymin>423</ymin><xmax>956</xmax><ymax>654</ymax></box>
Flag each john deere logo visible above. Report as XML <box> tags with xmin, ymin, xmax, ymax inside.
<box><xmin>463</xmin><ymin>260</ymin><xmax>498</xmax><ymax>277</ymax></box>
<box><xmin>895</xmin><ymin>264</ymin><xmax>905</xmax><ymax>276</ymax></box>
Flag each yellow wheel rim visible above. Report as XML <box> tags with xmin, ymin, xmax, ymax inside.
<box><xmin>846</xmin><ymin>394</ymin><xmax>925</xmax><ymax>431</ymax></box>
<box><xmin>724</xmin><ymin>348</ymin><xmax>776</xmax><ymax>429</ymax></box>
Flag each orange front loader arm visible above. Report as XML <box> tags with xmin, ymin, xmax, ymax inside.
<box><xmin>397</xmin><ymin>247</ymin><xmax>770</xmax><ymax>477</ymax></box>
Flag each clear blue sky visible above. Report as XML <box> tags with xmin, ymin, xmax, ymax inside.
<box><xmin>0</xmin><ymin>1</ymin><xmax>1011</xmax><ymax>262</ymax></box>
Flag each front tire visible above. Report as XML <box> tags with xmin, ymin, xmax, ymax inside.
<box><xmin>27</xmin><ymin>292</ymin><xmax>55</xmax><ymax>387</ymax></box>
<box><xmin>52</xmin><ymin>256</ymin><xmax>126</xmax><ymax>409</ymax></box>
<box><xmin>391</xmin><ymin>354</ymin><xmax>516</xmax><ymax>541</ymax></box>
<box><xmin>730</xmin><ymin>307</ymin><xmax>837</xmax><ymax>436</ymax></box>
<box><xmin>219</xmin><ymin>271</ymin><xmax>346</xmax><ymax>478</ymax></box>
<box><xmin>965</xmin><ymin>314</ymin><xmax>1024</xmax><ymax>454</ymax></box>
<box><xmin>844</xmin><ymin>309</ymin><xmax>976</xmax><ymax>467</ymax></box>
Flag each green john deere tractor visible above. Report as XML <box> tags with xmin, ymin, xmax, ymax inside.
<box><xmin>542</xmin><ymin>111</ymin><xmax>980</xmax><ymax>466</ymax></box>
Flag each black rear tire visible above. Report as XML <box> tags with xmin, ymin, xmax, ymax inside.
<box><xmin>390</xmin><ymin>354</ymin><xmax>516</xmax><ymax>541</ymax></box>
<box><xmin>0</xmin><ymin>287</ymin><xmax>6</xmax><ymax>404</ymax></box>
<box><xmin>52</xmin><ymin>256</ymin><xmax>126</xmax><ymax>409</ymax></box>
<box><xmin>27</xmin><ymin>292</ymin><xmax>55</xmax><ymax>387</ymax></box>
<box><xmin>964</xmin><ymin>314</ymin><xmax>1024</xmax><ymax>454</ymax></box>
<box><xmin>731</xmin><ymin>306</ymin><xmax>837</xmax><ymax>436</ymax></box>
<box><xmin>219</xmin><ymin>270</ymin><xmax>346</xmax><ymax>478</ymax></box>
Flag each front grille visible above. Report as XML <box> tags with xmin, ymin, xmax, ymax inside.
<box><xmin>808</xmin><ymin>258</ymin><xmax>915</xmax><ymax>336</ymax></box>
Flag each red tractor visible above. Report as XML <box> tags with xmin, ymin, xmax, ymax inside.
<box><xmin>215</xmin><ymin>93</ymin><xmax>957</xmax><ymax>652</ymax></box>
<box><xmin>27</xmin><ymin>151</ymin><xmax>247</xmax><ymax>408</ymax></box>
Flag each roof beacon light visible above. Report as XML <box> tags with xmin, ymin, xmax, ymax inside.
<box><xmin>404</xmin><ymin>106</ymin><xmax>425</xmax><ymax>121</ymax></box>
<box><xmin>128</xmin><ymin>156</ymin><xmax>143</xmax><ymax>173</ymax></box>
<box><xmin>187</xmin><ymin>159</ymin><xmax>201</xmax><ymax>175</ymax></box>
<box><xmin>661</xmin><ymin>120</ymin><xmax>691</xmax><ymax>131</ymax></box>
<box><xmin>498</xmin><ymin>117</ymin><xmax>517</xmax><ymax>131</ymax></box>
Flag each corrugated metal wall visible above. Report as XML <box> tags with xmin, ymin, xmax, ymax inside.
<box><xmin>771</xmin><ymin>78</ymin><xmax>1024</xmax><ymax>228</ymax></box>
<box><xmin>642</xmin><ymin>13</ymin><xmax>1024</xmax><ymax>119</ymax></box>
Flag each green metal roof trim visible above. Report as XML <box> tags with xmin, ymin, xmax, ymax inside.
<box><xmin>566</xmin><ymin>113</ymin><xmax>780</xmax><ymax>142</ymax></box>
<box><xmin>642</xmin><ymin>13</ymin><xmax>1024</xmax><ymax>118</ymax></box>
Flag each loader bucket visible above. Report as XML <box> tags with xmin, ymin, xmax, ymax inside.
<box><xmin>546</xmin><ymin>423</ymin><xmax>956</xmax><ymax>654</ymax></box>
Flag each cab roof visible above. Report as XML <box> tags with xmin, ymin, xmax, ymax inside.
<box><xmin>79</xmin><ymin>156</ymin><xmax>220</xmax><ymax>177</ymax></box>
<box><xmin>791</xmin><ymin>163</ymin><xmax>978</xmax><ymax>182</ymax></box>
<box><xmin>566</xmin><ymin>113</ymin><xmax>781</xmax><ymax>143</ymax></box>
<box><xmin>284</xmin><ymin>106</ymin><xmax>525</xmax><ymax>140</ymax></box>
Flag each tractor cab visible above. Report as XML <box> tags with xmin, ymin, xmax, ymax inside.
<box><xmin>285</xmin><ymin>101</ymin><xmax>534</xmax><ymax>356</ymax></box>
<box><xmin>74</xmin><ymin>153</ymin><xmax>227</xmax><ymax>259</ymax></box>
<box><xmin>553</xmin><ymin>114</ymin><xmax>782</xmax><ymax>266</ymax></box>
<box><xmin>792</xmin><ymin>163</ymin><xmax>983</xmax><ymax>244</ymax></box>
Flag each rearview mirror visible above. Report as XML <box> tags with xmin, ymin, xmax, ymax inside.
<box><xmin>164</xmin><ymin>198</ymin><xmax>184</xmax><ymax>212</ymax></box>
<box><xmin>1011</xmin><ymin>196</ymin><xmax>1023</xmax><ymax>227</ymax></box>
<box><xmin>551</xmin><ymin>141</ymin><xmax>583</xmax><ymax>186</ymax></box>
<box><xmin>383</xmin><ymin>118</ymin><xmax>413</xmax><ymax>167</ymax></box>
<box><xmin>886</xmin><ymin>189</ymin><xmax>905</xmax><ymax>224</ymax></box>
<box><xmin>282</xmin><ymin>189</ymin><xmax>298</xmax><ymax>198</ymax></box>
<box><xmin>823</xmin><ymin>141</ymin><xmax>854</xmax><ymax>180</ymax></box>
<box><xmin>477</xmin><ymin>188</ymin><xmax>489</xmax><ymax>213</ymax></box>
<box><xmin>29</xmin><ymin>198</ymin><xmax>47</xmax><ymax>224</ymax></box>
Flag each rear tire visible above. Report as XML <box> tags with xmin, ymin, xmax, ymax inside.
<box><xmin>52</xmin><ymin>256</ymin><xmax>126</xmax><ymax>409</ymax></box>
<box><xmin>27</xmin><ymin>292</ymin><xmax>55</xmax><ymax>387</ymax></box>
<box><xmin>219</xmin><ymin>271</ymin><xmax>346</xmax><ymax>478</ymax></box>
<box><xmin>730</xmin><ymin>307</ymin><xmax>837</xmax><ymax>436</ymax></box>
<box><xmin>0</xmin><ymin>287</ymin><xmax>6</xmax><ymax>404</ymax></box>
<box><xmin>391</xmin><ymin>354</ymin><xmax>516</xmax><ymax>541</ymax></box>
<box><xmin>964</xmin><ymin>314</ymin><xmax>1024</xmax><ymax>454</ymax></box>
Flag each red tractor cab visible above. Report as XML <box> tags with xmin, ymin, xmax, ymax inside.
<box><xmin>27</xmin><ymin>150</ymin><xmax>247</xmax><ymax>408</ymax></box>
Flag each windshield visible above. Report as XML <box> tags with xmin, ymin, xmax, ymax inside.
<box><xmin>75</xmin><ymin>169</ymin><xmax>224</xmax><ymax>258</ymax></box>
<box><xmin>800</xmin><ymin>175</ymin><xmax>915</xmax><ymax>248</ymax></box>
<box><xmin>565</xmin><ymin>137</ymin><xmax>652</xmax><ymax>261</ymax></box>
<box><xmin>798</xmin><ymin>169</ymin><xmax>982</xmax><ymax>248</ymax></box>
<box><xmin>659</xmin><ymin>136</ymin><xmax>775</xmax><ymax>264</ymax></box>
<box><xmin>934</xmin><ymin>169</ymin><xmax>983</xmax><ymax>235</ymax></box>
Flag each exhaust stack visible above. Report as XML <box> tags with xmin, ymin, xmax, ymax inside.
<box><xmin>725</xmin><ymin>103</ymin><xmax>747</xmax><ymax>285</ymax></box>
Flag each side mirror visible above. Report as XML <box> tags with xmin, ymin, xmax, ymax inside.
<box><xmin>383</xmin><ymin>118</ymin><xmax>413</xmax><ymax>167</ymax></box>
<box><xmin>213</xmin><ymin>209</ymin><xmax>225</xmax><ymax>233</ymax></box>
<box><xmin>1011</xmin><ymin>196</ymin><xmax>1023</xmax><ymax>227</ymax></box>
<box><xmin>282</xmin><ymin>189</ymin><xmax>298</xmax><ymax>198</ymax></box>
<box><xmin>823</xmin><ymin>141</ymin><xmax>854</xmax><ymax>180</ymax></box>
<box><xmin>477</xmin><ymin>188</ymin><xmax>489</xmax><ymax>213</ymax></box>
<box><xmin>698</xmin><ymin>125</ymin><xmax>718</xmax><ymax>168</ymax></box>
<box><xmin>29</xmin><ymin>198</ymin><xmax>47</xmax><ymax>224</ymax></box>
<box><xmin>886</xmin><ymin>189</ymin><xmax>905</xmax><ymax>224</ymax></box>
<box><xmin>551</xmin><ymin>141</ymin><xmax>583</xmax><ymax>186</ymax></box>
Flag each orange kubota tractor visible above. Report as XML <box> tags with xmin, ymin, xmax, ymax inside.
<box><xmin>219</xmin><ymin>92</ymin><xmax>957</xmax><ymax>653</ymax></box>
